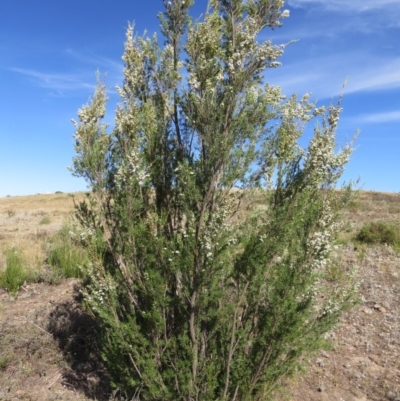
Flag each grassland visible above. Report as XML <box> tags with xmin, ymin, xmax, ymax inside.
<box><xmin>0</xmin><ymin>191</ymin><xmax>399</xmax><ymax>400</ymax></box>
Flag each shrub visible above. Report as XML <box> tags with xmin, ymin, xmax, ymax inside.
<box><xmin>356</xmin><ymin>221</ymin><xmax>400</xmax><ymax>247</ymax></box>
<box><xmin>0</xmin><ymin>248</ymin><xmax>29</xmax><ymax>294</ymax></box>
<box><xmin>39</xmin><ymin>215</ymin><xmax>51</xmax><ymax>225</ymax></box>
<box><xmin>47</xmin><ymin>226</ymin><xmax>88</xmax><ymax>279</ymax></box>
<box><xmin>70</xmin><ymin>1</ymin><xmax>358</xmax><ymax>399</ymax></box>
<box><xmin>6</xmin><ymin>209</ymin><xmax>16</xmax><ymax>218</ymax></box>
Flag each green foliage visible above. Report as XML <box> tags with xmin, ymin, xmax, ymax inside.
<box><xmin>0</xmin><ymin>354</ymin><xmax>9</xmax><ymax>371</ymax></box>
<box><xmin>6</xmin><ymin>209</ymin><xmax>16</xmax><ymax>218</ymax></box>
<box><xmin>356</xmin><ymin>221</ymin><xmax>400</xmax><ymax>248</ymax></box>
<box><xmin>47</xmin><ymin>226</ymin><xmax>89</xmax><ymax>279</ymax></box>
<box><xmin>346</xmin><ymin>200</ymin><xmax>360</xmax><ymax>213</ymax></box>
<box><xmin>0</xmin><ymin>248</ymin><xmax>29</xmax><ymax>294</ymax></box>
<box><xmin>70</xmin><ymin>1</ymin><xmax>358</xmax><ymax>400</ymax></box>
<box><xmin>39</xmin><ymin>215</ymin><xmax>51</xmax><ymax>225</ymax></box>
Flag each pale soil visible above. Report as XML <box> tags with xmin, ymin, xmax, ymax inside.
<box><xmin>0</xmin><ymin>191</ymin><xmax>399</xmax><ymax>401</ymax></box>
<box><xmin>285</xmin><ymin>244</ymin><xmax>400</xmax><ymax>401</ymax></box>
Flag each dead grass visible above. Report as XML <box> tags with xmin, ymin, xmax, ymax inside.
<box><xmin>0</xmin><ymin>280</ymin><xmax>107</xmax><ymax>401</ymax></box>
<box><xmin>0</xmin><ymin>190</ymin><xmax>399</xmax><ymax>400</ymax></box>
<box><xmin>0</xmin><ymin>193</ymin><xmax>85</xmax><ymax>278</ymax></box>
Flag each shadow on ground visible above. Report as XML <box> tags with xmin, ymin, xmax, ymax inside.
<box><xmin>47</xmin><ymin>292</ymin><xmax>113</xmax><ymax>401</ymax></box>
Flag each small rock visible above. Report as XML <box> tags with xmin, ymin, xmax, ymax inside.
<box><xmin>321</xmin><ymin>350</ymin><xmax>329</xmax><ymax>359</ymax></box>
<box><xmin>372</xmin><ymin>304</ymin><xmax>387</xmax><ymax>312</ymax></box>
<box><xmin>317</xmin><ymin>385</ymin><xmax>325</xmax><ymax>392</ymax></box>
<box><xmin>17</xmin><ymin>291</ymin><xmax>33</xmax><ymax>299</ymax></box>
<box><xmin>386</xmin><ymin>390</ymin><xmax>400</xmax><ymax>401</ymax></box>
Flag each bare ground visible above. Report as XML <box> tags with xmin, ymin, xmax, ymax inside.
<box><xmin>0</xmin><ymin>191</ymin><xmax>399</xmax><ymax>401</ymax></box>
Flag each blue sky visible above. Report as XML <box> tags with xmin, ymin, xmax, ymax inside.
<box><xmin>1</xmin><ymin>0</ymin><xmax>399</xmax><ymax>197</ymax></box>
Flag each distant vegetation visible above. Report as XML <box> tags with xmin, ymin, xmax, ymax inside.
<box><xmin>39</xmin><ymin>215</ymin><xmax>51</xmax><ymax>225</ymax></box>
<box><xmin>356</xmin><ymin>221</ymin><xmax>400</xmax><ymax>249</ymax></box>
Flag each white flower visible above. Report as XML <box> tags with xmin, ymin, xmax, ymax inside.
<box><xmin>270</xmin><ymin>61</ymin><xmax>281</xmax><ymax>68</ymax></box>
<box><xmin>281</xmin><ymin>9</ymin><xmax>290</xmax><ymax>18</ymax></box>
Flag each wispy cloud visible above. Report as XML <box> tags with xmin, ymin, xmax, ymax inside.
<box><xmin>272</xmin><ymin>15</ymin><xmax>383</xmax><ymax>41</ymax></box>
<box><xmin>347</xmin><ymin>58</ymin><xmax>400</xmax><ymax>94</ymax></box>
<box><xmin>286</xmin><ymin>0</ymin><xmax>400</xmax><ymax>32</ymax></box>
<box><xmin>64</xmin><ymin>48</ymin><xmax>123</xmax><ymax>75</ymax></box>
<box><xmin>9</xmin><ymin>48</ymin><xmax>123</xmax><ymax>96</ymax></box>
<box><xmin>353</xmin><ymin>111</ymin><xmax>400</xmax><ymax>124</ymax></box>
<box><xmin>288</xmin><ymin>0</ymin><xmax>400</xmax><ymax>12</ymax></box>
<box><xmin>268</xmin><ymin>54</ymin><xmax>400</xmax><ymax>99</ymax></box>
<box><xmin>10</xmin><ymin>67</ymin><xmax>95</xmax><ymax>93</ymax></box>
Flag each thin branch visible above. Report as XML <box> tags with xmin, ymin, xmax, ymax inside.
<box><xmin>223</xmin><ymin>308</ymin><xmax>237</xmax><ymax>398</ymax></box>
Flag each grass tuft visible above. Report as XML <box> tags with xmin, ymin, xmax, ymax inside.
<box><xmin>47</xmin><ymin>226</ymin><xmax>88</xmax><ymax>279</ymax></box>
<box><xmin>0</xmin><ymin>354</ymin><xmax>9</xmax><ymax>371</ymax></box>
<box><xmin>39</xmin><ymin>215</ymin><xmax>51</xmax><ymax>225</ymax></box>
<box><xmin>6</xmin><ymin>209</ymin><xmax>16</xmax><ymax>218</ymax></box>
<box><xmin>0</xmin><ymin>248</ymin><xmax>30</xmax><ymax>294</ymax></box>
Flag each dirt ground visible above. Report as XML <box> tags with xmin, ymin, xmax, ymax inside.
<box><xmin>0</xmin><ymin>191</ymin><xmax>400</xmax><ymax>401</ymax></box>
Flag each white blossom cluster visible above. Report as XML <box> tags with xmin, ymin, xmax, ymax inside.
<box><xmin>321</xmin><ymin>298</ymin><xmax>340</xmax><ymax>316</ymax></box>
<box><xmin>186</xmin><ymin>7</ymin><xmax>287</xmax><ymax>95</ymax></box>
<box><xmin>173</xmin><ymin>163</ymin><xmax>196</xmax><ymax>186</ymax></box>
<box><xmin>200</xmin><ymin>199</ymin><xmax>234</xmax><ymax>260</ymax></box>
<box><xmin>70</xmin><ymin>80</ymin><xmax>109</xmax><ymax>167</ymax></box>
<box><xmin>307</xmin><ymin>202</ymin><xmax>334</xmax><ymax>268</ymax></box>
<box><xmin>72</xmin><ymin>80</ymin><xmax>107</xmax><ymax>130</ymax></box>
<box><xmin>304</xmin><ymin>281</ymin><xmax>319</xmax><ymax>300</ymax></box>
<box><xmin>67</xmin><ymin>221</ymin><xmax>95</xmax><ymax>244</ymax></box>
<box><xmin>158</xmin><ymin>43</ymin><xmax>183</xmax><ymax>103</ymax></box>
<box><xmin>304</xmin><ymin>128</ymin><xmax>352</xmax><ymax>186</ymax></box>
<box><xmin>185</xmin><ymin>12</ymin><xmax>224</xmax><ymax>90</ymax></box>
<box><xmin>280</xmin><ymin>93</ymin><xmax>318</xmax><ymax>124</ymax></box>
<box><xmin>81</xmin><ymin>262</ymin><xmax>117</xmax><ymax>310</ymax></box>
<box><xmin>327</xmin><ymin>104</ymin><xmax>342</xmax><ymax>130</ymax></box>
<box><xmin>307</xmin><ymin>199</ymin><xmax>344</xmax><ymax>273</ymax></box>
<box><xmin>120</xmin><ymin>26</ymin><xmax>149</xmax><ymax>98</ymax></box>
<box><xmin>317</xmin><ymin>262</ymin><xmax>359</xmax><ymax>317</ymax></box>
<box><xmin>280</xmin><ymin>9</ymin><xmax>290</xmax><ymax>19</ymax></box>
<box><xmin>114</xmin><ymin>148</ymin><xmax>149</xmax><ymax>189</ymax></box>
<box><xmin>226</xmin><ymin>18</ymin><xmax>258</xmax><ymax>73</ymax></box>
<box><xmin>256</xmin><ymin>42</ymin><xmax>285</xmax><ymax>69</ymax></box>
<box><xmin>114</xmin><ymin>103</ymin><xmax>140</xmax><ymax>136</ymax></box>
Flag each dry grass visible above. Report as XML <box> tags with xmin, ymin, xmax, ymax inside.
<box><xmin>0</xmin><ymin>193</ymin><xmax>85</xmax><ymax>277</ymax></box>
<box><xmin>0</xmin><ymin>190</ymin><xmax>400</xmax><ymax>400</ymax></box>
